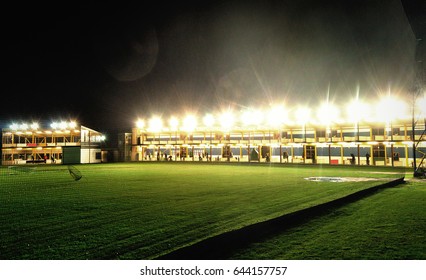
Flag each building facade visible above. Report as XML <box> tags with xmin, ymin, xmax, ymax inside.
<box><xmin>130</xmin><ymin>118</ymin><xmax>426</xmax><ymax>170</ymax></box>
<box><xmin>1</xmin><ymin>121</ymin><xmax>104</xmax><ymax>165</ymax></box>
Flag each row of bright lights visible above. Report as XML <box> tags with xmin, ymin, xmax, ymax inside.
<box><xmin>137</xmin><ymin>96</ymin><xmax>426</xmax><ymax>132</ymax></box>
<box><xmin>9</xmin><ymin>121</ymin><xmax>78</xmax><ymax>131</ymax></box>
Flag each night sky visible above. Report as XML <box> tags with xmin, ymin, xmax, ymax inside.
<box><xmin>2</xmin><ymin>0</ymin><xmax>423</xmax><ymax>142</ymax></box>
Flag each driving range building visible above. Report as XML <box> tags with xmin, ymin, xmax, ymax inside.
<box><xmin>1</xmin><ymin>121</ymin><xmax>104</xmax><ymax>165</ymax></box>
<box><xmin>129</xmin><ymin>107</ymin><xmax>426</xmax><ymax>173</ymax></box>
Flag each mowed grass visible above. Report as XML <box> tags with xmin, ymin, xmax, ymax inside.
<box><xmin>0</xmin><ymin>162</ymin><xmax>406</xmax><ymax>260</ymax></box>
<box><xmin>229</xmin><ymin>180</ymin><xmax>426</xmax><ymax>260</ymax></box>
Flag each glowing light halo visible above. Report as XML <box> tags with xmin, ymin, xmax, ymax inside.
<box><xmin>374</xmin><ymin>95</ymin><xmax>408</xmax><ymax>122</ymax></box>
<box><xmin>182</xmin><ymin>115</ymin><xmax>197</xmax><ymax>132</ymax></box>
<box><xmin>136</xmin><ymin>119</ymin><xmax>145</xmax><ymax>129</ymax></box>
<box><xmin>203</xmin><ymin>114</ymin><xmax>215</xmax><ymax>128</ymax></box>
<box><xmin>241</xmin><ymin>109</ymin><xmax>263</xmax><ymax>127</ymax></box>
<box><xmin>219</xmin><ymin>111</ymin><xmax>235</xmax><ymax>131</ymax></box>
<box><xmin>133</xmin><ymin>96</ymin><xmax>412</xmax><ymax>130</ymax></box>
<box><xmin>30</xmin><ymin>122</ymin><xmax>39</xmax><ymax>130</ymax></box>
<box><xmin>316</xmin><ymin>102</ymin><xmax>341</xmax><ymax>125</ymax></box>
<box><xmin>416</xmin><ymin>95</ymin><xmax>426</xmax><ymax>118</ymax></box>
<box><xmin>267</xmin><ymin>105</ymin><xmax>287</xmax><ymax>127</ymax></box>
<box><xmin>148</xmin><ymin>116</ymin><xmax>163</xmax><ymax>132</ymax></box>
<box><xmin>346</xmin><ymin>98</ymin><xmax>371</xmax><ymax>123</ymax></box>
<box><xmin>8</xmin><ymin>120</ymin><xmax>80</xmax><ymax>132</ymax></box>
<box><xmin>295</xmin><ymin>107</ymin><xmax>311</xmax><ymax>125</ymax></box>
<box><xmin>169</xmin><ymin>116</ymin><xmax>179</xmax><ymax>130</ymax></box>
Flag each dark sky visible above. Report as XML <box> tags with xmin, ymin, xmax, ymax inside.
<box><xmin>2</xmin><ymin>0</ymin><xmax>422</xmax><ymax>138</ymax></box>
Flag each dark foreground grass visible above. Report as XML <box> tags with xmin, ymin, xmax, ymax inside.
<box><xmin>0</xmin><ymin>162</ymin><xmax>406</xmax><ymax>260</ymax></box>
<box><xmin>229</xmin><ymin>180</ymin><xmax>426</xmax><ymax>260</ymax></box>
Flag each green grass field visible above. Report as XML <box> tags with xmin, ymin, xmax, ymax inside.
<box><xmin>229</xmin><ymin>180</ymin><xmax>426</xmax><ymax>260</ymax></box>
<box><xmin>0</xmin><ymin>162</ymin><xmax>418</xmax><ymax>260</ymax></box>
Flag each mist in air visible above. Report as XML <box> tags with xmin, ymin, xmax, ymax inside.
<box><xmin>93</xmin><ymin>0</ymin><xmax>416</xmax><ymax>121</ymax></box>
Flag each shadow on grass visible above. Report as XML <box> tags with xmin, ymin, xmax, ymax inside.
<box><xmin>156</xmin><ymin>177</ymin><xmax>405</xmax><ymax>260</ymax></box>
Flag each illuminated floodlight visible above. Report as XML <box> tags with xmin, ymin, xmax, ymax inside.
<box><xmin>30</xmin><ymin>122</ymin><xmax>39</xmax><ymax>130</ymax></box>
<box><xmin>219</xmin><ymin>111</ymin><xmax>235</xmax><ymax>130</ymax></box>
<box><xmin>241</xmin><ymin>109</ymin><xmax>263</xmax><ymax>126</ymax></box>
<box><xmin>295</xmin><ymin>107</ymin><xmax>311</xmax><ymax>125</ymax></box>
<box><xmin>51</xmin><ymin>122</ymin><xmax>58</xmax><ymax>129</ymax></box>
<box><xmin>346</xmin><ymin>99</ymin><xmax>371</xmax><ymax>123</ymax></box>
<box><xmin>10</xmin><ymin>123</ymin><xmax>19</xmax><ymax>130</ymax></box>
<box><xmin>240</xmin><ymin>110</ymin><xmax>252</xmax><ymax>126</ymax></box>
<box><xmin>203</xmin><ymin>114</ymin><xmax>215</xmax><ymax>128</ymax></box>
<box><xmin>316</xmin><ymin>102</ymin><xmax>340</xmax><ymax>125</ymax></box>
<box><xmin>136</xmin><ymin>119</ymin><xmax>145</xmax><ymax>129</ymax></box>
<box><xmin>182</xmin><ymin>115</ymin><xmax>197</xmax><ymax>132</ymax></box>
<box><xmin>148</xmin><ymin>116</ymin><xmax>163</xmax><ymax>132</ymax></box>
<box><xmin>252</xmin><ymin>110</ymin><xmax>263</xmax><ymax>126</ymax></box>
<box><xmin>375</xmin><ymin>95</ymin><xmax>408</xmax><ymax>122</ymax></box>
<box><xmin>169</xmin><ymin>116</ymin><xmax>179</xmax><ymax>130</ymax></box>
<box><xmin>59</xmin><ymin>121</ymin><xmax>67</xmax><ymax>130</ymax></box>
<box><xmin>19</xmin><ymin>123</ymin><xmax>29</xmax><ymax>130</ymax></box>
<box><xmin>267</xmin><ymin>105</ymin><xmax>287</xmax><ymax>127</ymax></box>
<box><xmin>68</xmin><ymin>121</ymin><xmax>77</xmax><ymax>129</ymax></box>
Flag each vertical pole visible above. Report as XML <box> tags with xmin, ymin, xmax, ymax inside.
<box><xmin>258</xmin><ymin>145</ymin><xmax>261</xmax><ymax>163</ymax></box>
<box><xmin>88</xmin><ymin>130</ymin><xmax>91</xmax><ymax>164</ymax></box>
<box><xmin>247</xmin><ymin>131</ymin><xmax>250</xmax><ymax>163</ymax></box>
<box><xmin>357</xmin><ymin>144</ymin><xmax>360</xmax><ymax>165</ymax></box>
<box><xmin>405</xmin><ymin>144</ymin><xmax>409</xmax><ymax>167</ymax></box>
<box><xmin>303</xmin><ymin>144</ymin><xmax>306</xmax><ymax>164</ymax></box>
<box><xmin>412</xmin><ymin>107</ymin><xmax>417</xmax><ymax>172</ymax></box>
<box><xmin>384</xmin><ymin>144</ymin><xmax>387</xmax><ymax>166</ymax></box>
<box><xmin>141</xmin><ymin>146</ymin><xmax>144</xmax><ymax>161</ymax></box>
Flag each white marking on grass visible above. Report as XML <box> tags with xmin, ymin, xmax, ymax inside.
<box><xmin>304</xmin><ymin>177</ymin><xmax>379</xmax><ymax>182</ymax></box>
